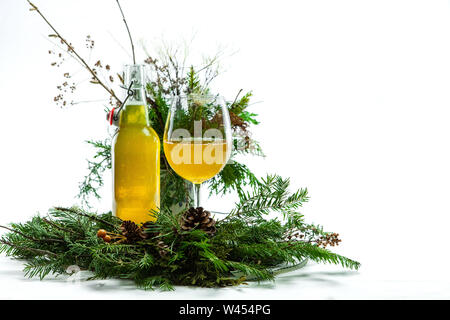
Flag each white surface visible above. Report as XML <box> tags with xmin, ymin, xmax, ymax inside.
<box><xmin>1</xmin><ymin>256</ymin><xmax>449</xmax><ymax>300</ymax></box>
<box><xmin>2</xmin><ymin>0</ymin><xmax>450</xmax><ymax>299</ymax></box>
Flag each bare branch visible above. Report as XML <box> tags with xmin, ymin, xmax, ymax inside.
<box><xmin>115</xmin><ymin>0</ymin><xmax>136</xmax><ymax>64</ymax></box>
<box><xmin>27</xmin><ymin>0</ymin><xmax>122</xmax><ymax>104</ymax></box>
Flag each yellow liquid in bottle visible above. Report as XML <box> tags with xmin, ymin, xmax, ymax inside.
<box><xmin>113</xmin><ymin>105</ymin><xmax>160</xmax><ymax>224</ymax></box>
<box><xmin>163</xmin><ymin>139</ymin><xmax>229</xmax><ymax>184</ymax></box>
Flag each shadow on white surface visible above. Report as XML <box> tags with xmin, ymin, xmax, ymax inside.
<box><xmin>0</xmin><ymin>255</ymin><xmax>367</xmax><ymax>299</ymax></box>
<box><xmin>2</xmin><ymin>254</ymin><xmax>450</xmax><ymax>299</ymax></box>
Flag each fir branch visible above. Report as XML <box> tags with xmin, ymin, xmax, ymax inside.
<box><xmin>52</xmin><ymin>207</ymin><xmax>116</xmax><ymax>229</ymax></box>
<box><xmin>0</xmin><ymin>225</ymin><xmax>64</xmax><ymax>243</ymax></box>
<box><xmin>286</xmin><ymin>242</ymin><xmax>361</xmax><ymax>270</ymax></box>
<box><xmin>146</xmin><ymin>96</ymin><xmax>167</xmax><ymax>133</ymax></box>
<box><xmin>224</xmin><ymin>174</ymin><xmax>309</xmax><ymax>221</ymax></box>
<box><xmin>23</xmin><ymin>256</ymin><xmax>66</xmax><ymax>280</ymax></box>
<box><xmin>227</xmin><ymin>260</ymin><xmax>274</xmax><ymax>281</ymax></box>
<box><xmin>78</xmin><ymin>139</ymin><xmax>111</xmax><ymax>205</ymax></box>
<box><xmin>208</xmin><ymin>161</ymin><xmax>258</xmax><ymax>196</ymax></box>
<box><xmin>186</xmin><ymin>65</ymin><xmax>201</xmax><ymax>94</ymax></box>
<box><xmin>0</xmin><ymin>199</ymin><xmax>360</xmax><ymax>289</ymax></box>
<box><xmin>0</xmin><ymin>239</ymin><xmax>57</xmax><ymax>258</ymax></box>
<box><xmin>135</xmin><ymin>276</ymin><xmax>174</xmax><ymax>291</ymax></box>
<box><xmin>42</xmin><ymin>218</ymin><xmax>76</xmax><ymax>235</ymax></box>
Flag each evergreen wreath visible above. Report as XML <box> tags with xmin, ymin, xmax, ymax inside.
<box><xmin>0</xmin><ymin>1</ymin><xmax>360</xmax><ymax>290</ymax></box>
<box><xmin>0</xmin><ymin>175</ymin><xmax>359</xmax><ymax>290</ymax></box>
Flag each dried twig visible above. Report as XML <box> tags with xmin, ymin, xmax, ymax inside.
<box><xmin>230</xmin><ymin>89</ymin><xmax>243</xmax><ymax>108</ymax></box>
<box><xmin>27</xmin><ymin>1</ymin><xmax>122</xmax><ymax>104</ymax></box>
<box><xmin>115</xmin><ymin>0</ymin><xmax>136</xmax><ymax>64</ymax></box>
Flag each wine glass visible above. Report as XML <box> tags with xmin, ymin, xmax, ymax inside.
<box><xmin>163</xmin><ymin>94</ymin><xmax>232</xmax><ymax>208</ymax></box>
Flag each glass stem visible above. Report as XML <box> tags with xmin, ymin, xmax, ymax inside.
<box><xmin>193</xmin><ymin>183</ymin><xmax>201</xmax><ymax>208</ymax></box>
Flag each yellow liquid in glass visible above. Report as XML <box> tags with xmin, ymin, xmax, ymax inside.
<box><xmin>163</xmin><ymin>140</ymin><xmax>229</xmax><ymax>184</ymax></box>
<box><xmin>113</xmin><ymin>105</ymin><xmax>160</xmax><ymax>224</ymax></box>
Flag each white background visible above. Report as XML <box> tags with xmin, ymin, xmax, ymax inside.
<box><xmin>1</xmin><ymin>0</ymin><xmax>450</xmax><ymax>299</ymax></box>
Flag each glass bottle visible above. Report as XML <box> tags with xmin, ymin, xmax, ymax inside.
<box><xmin>112</xmin><ymin>64</ymin><xmax>160</xmax><ymax>224</ymax></box>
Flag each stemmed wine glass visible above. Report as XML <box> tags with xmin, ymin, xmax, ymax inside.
<box><xmin>163</xmin><ymin>94</ymin><xmax>232</xmax><ymax>208</ymax></box>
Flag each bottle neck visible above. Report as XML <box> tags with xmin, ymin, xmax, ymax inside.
<box><xmin>127</xmin><ymin>86</ymin><xmax>147</xmax><ymax>106</ymax></box>
<box><xmin>120</xmin><ymin>103</ymin><xmax>149</xmax><ymax>127</ymax></box>
<box><xmin>119</xmin><ymin>64</ymin><xmax>149</xmax><ymax>127</ymax></box>
<box><xmin>120</xmin><ymin>85</ymin><xmax>149</xmax><ymax>126</ymax></box>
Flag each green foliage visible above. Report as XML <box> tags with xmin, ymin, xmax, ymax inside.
<box><xmin>78</xmin><ymin>139</ymin><xmax>112</xmax><ymax>206</ymax></box>
<box><xmin>227</xmin><ymin>175</ymin><xmax>309</xmax><ymax>219</ymax></box>
<box><xmin>208</xmin><ymin>160</ymin><xmax>258</xmax><ymax>197</ymax></box>
<box><xmin>186</xmin><ymin>65</ymin><xmax>201</xmax><ymax>94</ymax></box>
<box><xmin>230</xmin><ymin>91</ymin><xmax>252</xmax><ymax>115</ymax></box>
<box><xmin>160</xmin><ymin>168</ymin><xmax>192</xmax><ymax>210</ymax></box>
<box><xmin>0</xmin><ymin>176</ymin><xmax>360</xmax><ymax>290</ymax></box>
<box><xmin>239</xmin><ymin>111</ymin><xmax>259</xmax><ymax>125</ymax></box>
<box><xmin>229</xmin><ymin>92</ymin><xmax>259</xmax><ymax>125</ymax></box>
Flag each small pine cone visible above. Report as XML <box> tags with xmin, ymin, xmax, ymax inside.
<box><xmin>120</xmin><ymin>220</ymin><xmax>146</xmax><ymax>243</ymax></box>
<box><xmin>180</xmin><ymin>207</ymin><xmax>217</xmax><ymax>236</ymax></box>
<box><xmin>157</xmin><ymin>240</ymin><xmax>169</xmax><ymax>257</ymax></box>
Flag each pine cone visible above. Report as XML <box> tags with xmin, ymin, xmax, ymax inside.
<box><xmin>120</xmin><ymin>220</ymin><xmax>146</xmax><ymax>243</ymax></box>
<box><xmin>157</xmin><ymin>240</ymin><xmax>169</xmax><ymax>257</ymax></box>
<box><xmin>180</xmin><ymin>207</ymin><xmax>217</xmax><ymax>236</ymax></box>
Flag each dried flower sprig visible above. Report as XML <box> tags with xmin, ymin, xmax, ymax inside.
<box><xmin>285</xmin><ymin>225</ymin><xmax>342</xmax><ymax>249</ymax></box>
<box><xmin>48</xmin><ymin>33</ymin><xmax>119</xmax><ymax>107</ymax></box>
<box><xmin>27</xmin><ymin>1</ymin><xmax>122</xmax><ymax>105</ymax></box>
